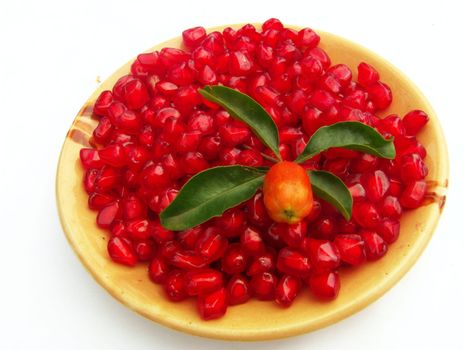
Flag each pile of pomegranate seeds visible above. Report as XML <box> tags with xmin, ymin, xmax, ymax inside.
<box><xmin>80</xmin><ymin>18</ymin><xmax>430</xmax><ymax>320</ymax></box>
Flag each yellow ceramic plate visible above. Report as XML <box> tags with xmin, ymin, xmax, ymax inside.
<box><xmin>56</xmin><ymin>24</ymin><xmax>449</xmax><ymax>341</ymax></box>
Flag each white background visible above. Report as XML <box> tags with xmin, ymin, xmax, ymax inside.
<box><xmin>1</xmin><ymin>0</ymin><xmax>463</xmax><ymax>348</ymax></box>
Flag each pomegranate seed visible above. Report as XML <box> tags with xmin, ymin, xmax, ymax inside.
<box><xmin>381</xmin><ymin>195</ymin><xmax>402</xmax><ymax>219</ymax></box>
<box><xmin>240</xmin><ymin>227</ymin><xmax>265</xmax><ymax>255</ymax></box>
<box><xmin>308</xmin><ymin>271</ymin><xmax>340</xmax><ymax>300</ymax></box>
<box><xmin>94</xmin><ymin>166</ymin><xmax>120</xmax><ymax>193</ymax></box>
<box><xmin>377</xmin><ymin>219</ymin><xmax>400</xmax><ymax>244</ymax></box>
<box><xmin>164</xmin><ymin>270</ymin><xmax>188</xmax><ymax>302</ymax></box>
<box><xmin>170</xmin><ymin>250</ymin><xmax>208</xmax><ymax>270</ymax></box>
<box><xmin>357</xmin><ymin>62</ymin><xmax>379</xmax><ymax>87</ymax></box>
<box><xmin>247</xmin><ymin>192</ymin><xmax>271</xmax><ymax>228</ymax></box>
<box><xmin>88</xmin><ymin>192</ymin><xmax>116</xmax><ymax>210</ymax></box>
<box><xmin>334</xmin><ymin>234</ymin><xmax>366</xmax><ymax>266</ymax></box>
<box><xmin>361</xmin><ymin>170</ymin><xmax>390</xmax><ymax>202</ymax></box>
<box><xmin>400</xmin><ymin>154</ymin><xmax>428</xmax><ymax>182</ymax></box>
<box><xmin>197</xmin><ymin>287</ymin><xmax>228</xmax><ymax>320</ymax></box>
<box><xmin>275</xmin><ymin>275</ymin><xmax>302</xmax><ymax>307</ymax></box>
<box><xmin>94</xmin><ymin>90</ymin><xmax>113</xmax><ymax>117</ymax></box>
<box><xmin>353</xmin><ymin>201</ymin><xmax>381</xmax><ymax>229</ymax></box>
<box><xmin>134</xmin><ymin>240</ymin><xmax>155</xmax><ymax>261</ymax></box>
<box><xmin>149</xmin><ymin>256</ymin><xmax>169</xmax><ymax>283</ymax></box>
<box><xmin>93</xmin><ymin>117</ymin><xmax>113</xmax><ymax>144</ymax></box>
<box><xmin>80</xmin><ymin>148</ymin><xmax>103</xmax><ymax>169</ymax></box>
<box><xmin>403</xmin><ymin>110</ymin><xmax>429</xmax><ymax>136</ymax></box>
<box><xmin>262</xmin><ymin>18</ymin><xmax>284</xmax><ymax>31</ymax></box>
<box><xmin>185</xmin><ymin>269</ymin><xmax>224</xmax><ymax>296</ymax></box>
<box><xmin>360</xmin><ymin>231</ymin><xmax>388</xmax><ymax>260</ymax></box>
<box><xmin>247</xmin><ymin>250</ymin><xmax>275</xmax><ymax>276</ymax></box>
<box><xmin>298</xmin><ymin>27</ymin><xmax>320</xmax><ymax>48</ymax></box>
<box><xmin>107</xmin><ymin>237</ymin><xmax>137</xmax><ymax>266</ymax></box>
<box><xmin>159</xmin><ymin>240</ymin><xmax>181</xmax><ymax>260</ymax></box>
<box><xmin>250</xmin><ymin>272</ymin><xmax>277</xmax><ymax>300</ymax></box>
<box><xmin>99</xmin><ymin>144</ymin><xmax>128</xmax><ymax>167</ymax></box>
<box><xmin>97</xmin><ymin>202</ymin><xmax>120</xmax><ymax>229</ymax></box>
<box><xmin>182</xmin><ymin>26</ymin><xmax>207</xmax><ymax>49</ymax></box>
<box><xmin>367</xmin><ymin>81</ymin><xmax>392</xmax><ymax>110</ymax></box>
<box><xmin>277</xmin><ymin>247</ymin><xmax>311</xmax><ymax>278</ymax></box>
<box><xmin>400</xmin><ymin>180</ymin><xmax>427</xmax><ymax>209</ymax></box>
<box><xmin>195</xmin><ymin>227</ymin><xmax>228</xmax><ymax>262</ymax></box>
<box><xmin>126</xmin><ymin>219</ymin><xmax>153</xmax><ymax>240</ymax></box>
<box><xmin>221</xmin><ymin>244</ymin><xmax>248</xmax><ymax>275</ymax></box>
<box><xmin>227</xmin><ymin>275</ymin><xmax>251</xmax><ymax>305</ymax></box>
<box><xmin>302</xmin><ymin>238</ymin><xmax>341</xmax><ymax>271</ymax></box>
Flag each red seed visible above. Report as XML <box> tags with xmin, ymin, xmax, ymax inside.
<box><xmin>353</xmin><ymin>201</ymin><xmax>381</xmax><ymax>229</ymax></box>
<box><xmin>185</xmin><ymin>269</ymin><xmax>223</xmax><ymax>296</ymax></box>
<box><xmin>134</xmin><ymin>240</ymin><xmax>155</xmax><ymax>261</ymax></box>
<box><xmin>277</xmin><ymin>247</ymin><xmax>311</xmax><ymax>278</ymax></box>
<box><xmin>164</xmin><ymin>270</ymin><xmax>188</xmax><ymax>302</ymax></box>
<box><xmin>170</xmin><ymin>250</ymin><xmax>208</xmax><ymax>270</ymax></box>
<box><xmin>334</xmin><ymin>234</ymin><xmax>366</xmax><ymax>266</ymax></box>
<box><xmin>275</xmin><ymin>275</ymin><xmax>302</xmax><ymax>307</ymax></box>
<box><xmin>357</xmin><ymin>62</ymin><xmax>379</xmax><ymax>87</ymax></box>
<box><xmin>240</xmin><ymin>227</ymin><xmax>265</xmax><ymax>256</ymax></box>
<box><xmin>221</xmin><ymin>244</ymin><xmax>248</xmax><ymax>275</ymax></box>
<box><xmin>99</xmin><ymin>144</ymin><xmax>128</xmax><ymax>168</ymax></box>
<box><xmin>381</xmin><ymin>195</ymin><xmax>402</xmax><ymax>219</ymax></box>
<box><xmin>302</xmin><ymin>238</ymin><xmax>341</xmax><ymax>271</ymax></box>
<box><xmin>93</xmin><ymin>90</ymin><xmax>113</xmax><ymax>117</ymax></box>
<box><xmin>97</xmin><ymin>201</ymin><xmax>120</xmax><ymax>229</ymax></box>
<box><xmin>149</xmin><ymin>256</ymin><xmax>169</xmax><ymax>283</ymax></box>
<box><xmin>107</xmin><ymin>237</ymin><xmax>137</xmax><ymax>266</ymax></box>
<box><xmin>195</xmin><ymin>227</ymin><xmax>228</xmax><ymax>262</ymax></box>
<box><xmin>250</xmin><ymin>272</ymin><xmax>277</xmax><ymax>300</ymax></box>
<box><xmin>227</xmin><ymin>275</ymin><xmax>252</xmax><ymax>305</ymax></box>
<box><xmin>377</xmin><ymin>219</ymin><xmax>400</xmax><ymax>244</ymax></box>
<box><xmin>247</xmin><ymin>250</ymin><xmax>275</xmax><ymax>276</ymax></box>
<box><xmin>182</xmin><ymin>26</ymin><xmax>207</xmax><ymax>49</ymax></box>
<box><xmin>308</xmin><ymin>270</ymin><xmax>340</xmax><ymax>300</ymax></box>
<box><xmin>403</xmin><ymin>110</ymin><xmax>429</xmax><ymax>136</ymax></box>
<box><xmin>400</xmin><ymin>154</ymin><xmax>428</xmax><ymax>182</ymax></box>
<box><xmin>400</xmin><ymin>180</ymin><xmax>427</xmax><ymax>209</ymax></box>
<box><xmin>360</xmin><ymin>231</ymin><xmax>388</xmax><ymax>260</ymax></box>
<box><xmin>367</xmin><ymin>81</ymin><xmax>392</xmax><ymax>110</ymax></box>
<box><xmin>80</xmin><ymin>148</ymin><xmax>103</xmax><ymax>169</ymax></box>
<box><xmin>197</xmin><ymin>287</ymin><xmax>228</xmax><ymax>320</ymax></box>
<box><xmin>361</xmin><ymin>170</ymin><xmax>390</xmax><ymax>202</ymax></box>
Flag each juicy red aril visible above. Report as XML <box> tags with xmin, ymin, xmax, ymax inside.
<box><xmin>367</xmin><ymin>81</ymin><xmax>392</xmax><ymax>110</ymax></box>
<box><xmin>94</xmin><ymin>90</ymin><xmax>113</xmax><ymax>117</ymax></box>
<box><xmin>334</xmin><ymin>234</ymin><xmax>366</xmax><ymax>266</ymax></box>
<box><xmin>227</xmin><ymin>275</ymin><xmax>251</xmax><ymax>305</ymax></box>
<box><xmin>275</xmin><ymin>275</ymin><xmax>302</xmax><ymax>307</ymax></box>
<box><xmin>240</xmin><ymin>227</ymin><xmax>265</xmax><ymax>255</ymax></box>
<box><xmin>164</xmin><ymin>270</ymin><xmax>188</xmax><ymax>302</ymax></box>
<box><xmin>126</xmin><ymin>219</ymin><xmax>153</xmax><ymax>240</ymax></box>
<box><xmin>361</xmin><ymin>170</ymin><xmax>390</xmax><ymax>202</ymax></box>
<box><xmin>277</xmin><ymin>247</ymin><xmax>311</xmax><ymax>278</ymax></box>
<box><xmin>185</xmin><ymin>269</ymin><xmax>223</xmax><ymax>296</ymax></box>
<box><xmin>88</xmin><ymin>192</ymin><xmax>116</xmax><ymax>210</ymax></box>
<box><xmin>357</xmin><ymin>62</ymin><xmax>379</xmax><ymax>87</ymax></box>
<box><xmin>107</xmin><ymin>237</ymin><xmax>137</xmax><ymax>266</ymax></box>
<box><xmin>99</xmin><ymin>144</ymin><xmax>127</xmax><ymax>168</ymax></box>
<box><xmin>400</xmin><ymin>154</ymin><xmax>428</xmax><ymax>182</ymax></box>
<box><xmin>214</xmin><ymin>208</ymin><xmax>245</xmax><ymax>238</ymax></box>
<box><xmin>221</xmin><ymin>244</ymin><xmax>248</xmax><ymax>275</ymax></box>
<box><xmin>400</xmin><ymin>180</ymin><xmax>427</xmax><ymax>209</ymax></box>
<box><xmin>302</xmin><ymin>238</ymin><xmax>340</xmax><ymax>271</ymax></box>
<box><xmin>250</xmin><ymin>272</ymin><xmax>277</xmax><ymax>300</ymax></box>
<box><xmin>247</xmin><ymin>250</ymin><xmax>275</xmax><ymax>276</ymax></box>
<box><xmin>381</xmin><ymin>195</ymin><xmax>402</xmax><ymax>219</ymax></box>
<box><xmin>80</xmin><ymin>148</ymin><xmax>103</xmax><ymax>169</ymax></box>
<box><xmin>360</xmin><ymin>231</ymin><xmax>388</xmax><ymax>260</ymax></box>
<box><xmin>353</xmin><ymin>201</ymin><xmax>381</xmax><ymax>229</ymax></box>
<box><xmin>377</xmin><ymin>219</ymin><xmax>400</xmax><ymax>244</ymax></box>
<box><xmin>182</xmin><ymin>26</ymin><xmax>207</xmax><ymax>49</ymax></box>
<box><xmin>170</xmin><ymin>250</ymin><xmax>208</xmax><ymax>270</ymax></box>
<box><xmin>149</xmin><ymin>256</ymin><xmax>169</xmax><ymax>283</ymax></box>
<box><xmin>195</xmin><ymin>228</ymin><xmax>228</xmax><ymax>262</ymax></box>
<box><xmin>403</xmin><ymin>110</ymin><xmax>429</xmax><ymax>136</ymax></box>
<box><xmin>197</xmin><ymin>287</ymin><xmax>228</xmax><ymax>320</ymax></box>
<box><xmin>308</xmin><ymin>271</ymin><xmax>340</xmax><ymax>300</ymax></box>
<box><xmin>135</xmin><ymin>240</ymin><xmax>155</xmax><ymax>261</ymax></box>
<box><xmin>97</xmin><ymin>202</ymin><xmax>120</xmax><ymax>229</ymax></box>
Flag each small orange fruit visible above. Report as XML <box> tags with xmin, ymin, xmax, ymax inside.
<box><xmin>263</xmin><ymin>161</ymin><xmax>313</xmax><ymax>224</ymax></box>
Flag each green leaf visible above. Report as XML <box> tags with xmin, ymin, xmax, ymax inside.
<box><xmin>160</xmin><ymin>166</ymin><xmax>267</xmax><ymax>231</ymax></box>
<box><xmin>199</xmin><ymin>85</ymin><xmax>281</xmax><ymax>160</ymax></box>
<box><xmin>308</xmin><ymin>170</ymin><xmax>353</xmax><ymax>220</ymax></box>
<box><xmin>296</xmin><ymin>121</ymin><xmax>396</xmax><ymax>163</ymax></box>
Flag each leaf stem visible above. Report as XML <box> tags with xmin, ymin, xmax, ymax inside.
<box><xmin>242</xmin><ymin>145</ymin><xmax>280</xmax><ymax>163</ymax></box>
